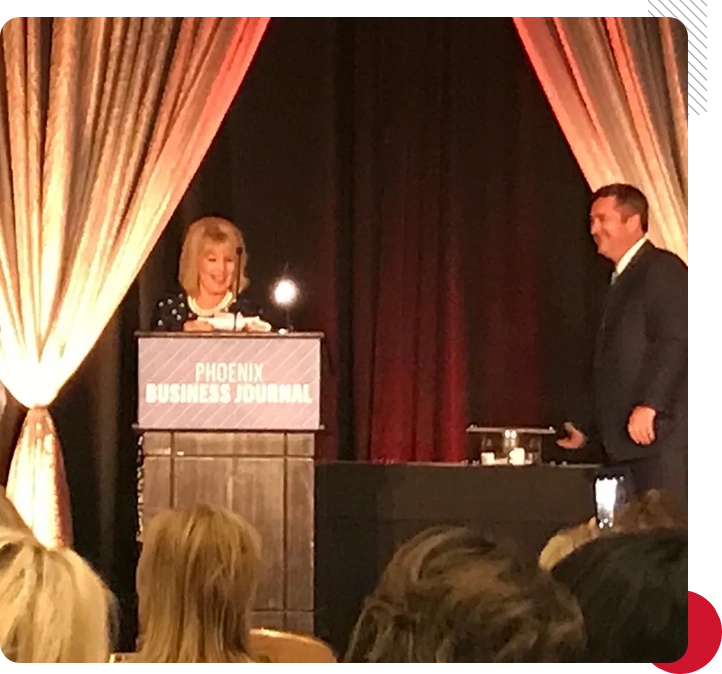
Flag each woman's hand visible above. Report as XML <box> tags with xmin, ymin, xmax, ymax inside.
<box><xmin>183</xmin><ymin>320</ymin><xmax>214</xmax><ymax>332</ymax></box>
<box><xmin>242</xmin><ymin>316</ymin><xmax>272</xmax><ymax>333</ymax></box>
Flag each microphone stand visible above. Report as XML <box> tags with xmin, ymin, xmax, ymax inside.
<box><xmin>234</xmin><ymin>246</ymin><xmax>244</xmax><ymax>332</ymax></box>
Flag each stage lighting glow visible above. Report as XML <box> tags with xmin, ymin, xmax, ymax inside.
<box><xmin>273</xmin><ymin>278</ymin><xmax>298</xmax><ymax>307</ymax></box>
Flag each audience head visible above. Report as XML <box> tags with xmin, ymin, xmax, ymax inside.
<box><xmin>539</xmin><ymin>518</ymin><xmax>598</xmax><ymax>571</ymax></box>
<box><xmin>614</xmin><ymin>488</ymin><xmax>686</xmax><ymax>532</ymax></box>
<box><xmin>0</xmin><ymin>527</ymin><xmax>113</xmax><ymax>662</ymax></box>
<box><xmin>551</xmin><ymin>529</ymin><xmax>687</xmax><ymax>663</ymax></box>
<box><xmin>0</xmin><ymin>487</ymin><xmax>32</xmax><ymax>533</ymax></box>
<box><xmin>344</xmin><ymin>526</ymin><xmax>585</xmax><ymax>663</ymax></box>
<box><xmin>136</xmin><ymin>504</ymin><xmax>262</xmax><ymax>663</ymax></box>
<box><xmin>539</xmin><ymin>489</ymin><xmax>686</xmax><ymax>572</ymax></box>
<box><xmin>178</xmin><ymin>216</ymin><xmax>248</xmax><ymax>298</ymax></box>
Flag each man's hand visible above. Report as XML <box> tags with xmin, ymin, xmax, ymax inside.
<box><xmin>627</xmin><ymin>405</ymin><xmax>657</xmax><ymax>445</ymax></box>
<box><xmin>557</xmin><ymin>422</ymin><xmax>587</xmax><ymax>450</ymax></box>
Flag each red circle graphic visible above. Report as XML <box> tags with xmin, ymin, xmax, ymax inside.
<box><xmin>654</xmin><ymin>592</ymin><xmax>721</xmax><ymax>673</ymax></box>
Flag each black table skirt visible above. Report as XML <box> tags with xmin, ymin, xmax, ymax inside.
<box><xmin>314</xmin><ymin>461</ymin><xmax>599</xmax><ymax>654</ymax></box>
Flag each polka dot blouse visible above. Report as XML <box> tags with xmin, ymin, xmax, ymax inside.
<box><xmin>152</xmin><ymin>290</ymin><xmax>264</xmax><ymax>331</ymax></box>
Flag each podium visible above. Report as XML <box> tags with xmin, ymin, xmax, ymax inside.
<box><xmin>136</xmin><ymin>331</ymin><xmax>323</xmax><ymax>634</ymax></box>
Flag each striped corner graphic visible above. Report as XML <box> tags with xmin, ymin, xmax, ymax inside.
<box><xmin>648</xmin><ymin>0</ymin><xmax>707</xmax><ymax>114</ymax></box>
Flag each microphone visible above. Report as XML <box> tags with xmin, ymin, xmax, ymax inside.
<box><xmin>234</xmin><ymin>246</ymin><xmax>244</xmax><ymax>332</ymax></box>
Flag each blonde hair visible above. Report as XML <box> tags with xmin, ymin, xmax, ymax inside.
<box><xmin>178</xmin><ymin>216</ymin><xmax>249</xmax><ymax>297</ymax></box>
<box><xmin>135</xmin><ymin>504</ymin><xmax>262</xmax><ymax>663</ymax></box>
<box><xmin>539</xmin><ymin>519</ymin><xmax>598</xmax><ymax>571</ymax></box>
<box><xmin>614</xmin><ymin>489</ymin><xmax>687</xmax><ymax>532</ymax></box>
<box><xmin>345</xmin><ymin>526</ymin><xmax>585</xmax><ymax>663</ymax></box>
<box><xmin>0</xmin><ymin>487</ymin><xmax>32</xmax><ymax>533</ymax></box>
<box><xmin>0</xmin><ymin>527</ymin><xmax>114</xmax><ymax>662</ymax></box>
<box><xmin>539</xmin><ymin>489</ymin><xmax>686</xmax><ymax>573</ymax></box>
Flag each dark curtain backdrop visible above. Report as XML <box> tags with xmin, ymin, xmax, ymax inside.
<box><xmin>342</xmin><ymin>20</ymin><xmax>469</xmax><ymax>463</ymax></box>
<box><xmin>0</xmin><ymin>18</ymin><xmax>610</xmax><ymax>648</ymax></box>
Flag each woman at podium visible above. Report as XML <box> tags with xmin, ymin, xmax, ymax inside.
<box><xmin>152</xmin><ymin>216</ymin><xmax>270</xmax><ymax>332</ymax></box>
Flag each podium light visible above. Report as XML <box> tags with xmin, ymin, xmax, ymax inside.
<box><xmin>272</xmin><ymin>277</ymin><xmax>299</xmax><ymax>332</ymax></box>
<box><xmin>273</xmin><ymin>278</ymin><xmax>298</xmax><ymax>307</ymax></box>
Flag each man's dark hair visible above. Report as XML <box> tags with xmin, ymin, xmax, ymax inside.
<box><xmin>591</xmin><ymin>183</ymin><xmax>649</xmax><ymax>233</ymax></box>
<box><xmin>551</xmin><ymin>529</ymin><xmax>687</xmax><ymax>663</ymax></box>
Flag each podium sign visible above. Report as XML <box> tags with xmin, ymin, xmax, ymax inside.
<box><xmin>137</xmin><ymin>333</ymin><xmax>322</xmax><ymax>431</ymax></box>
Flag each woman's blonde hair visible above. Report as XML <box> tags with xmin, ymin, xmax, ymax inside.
<box><xmin>345</xmin><ymin>526</ymin><xmax>585</xmax><ymax>663</ymax></box>
<box><xmin>539</xmin><ymin>519</ymin><xmax>598</xmax><ymax>571</ymax></box>
<box><xmin>178</xmin><ymin>216</ymin><xmax>249</xmax><ymax>297</ymax></box>
<box><xmin>135</xmin><ymin>504</ymin><xmax>262</xmax><ymax>663</ymax></box>
<box><xmin>0</xmin><ymin>527</ymin><xmax>114</xmax><ymax>662</ymax></box>
<box><xmin>538</xmin><ymin>489</ymin><xmax>686</xmax><ymax>572</ymax></box>
<box><xmin>614</xmin><ymin>489</ymin><xmax>687</xmax><ymax>532</ymax></box>
<box><xmin>0</xmin><ymin>487</ymin><xmax>32</xmax><ymax>533</ymax></box>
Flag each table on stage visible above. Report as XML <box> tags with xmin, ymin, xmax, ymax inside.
<box><xmin>314</xmin><ymin>461</ymin><xmax>599</xmax><ymax>653</ymax></box>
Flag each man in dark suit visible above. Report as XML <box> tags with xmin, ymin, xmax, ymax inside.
<box><xmin>558</xmin><ymin>184</ymin><xmax>688</xmax><ymax>511</ymax></box>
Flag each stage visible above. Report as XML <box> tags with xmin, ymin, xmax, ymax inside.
<box><xmin>314</xmin><ymin>461</ymin><xmax>598</xmax><ymax>653</ymax></box>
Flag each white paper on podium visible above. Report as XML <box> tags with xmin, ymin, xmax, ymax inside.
<box><xmin>203</xmin><ymin>313</ymin><xmax>272</xmax><ymax>332</ymax></box>
<box><xmin>204</xmin><ymin>313</ymin><xmax>243</xmax><ymax>331</ymax></box>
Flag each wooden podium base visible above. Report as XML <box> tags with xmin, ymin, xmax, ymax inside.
<box><xmin>140</xmin><ymin>431</ymin><xmax>315</xmax><ymax>634</ymax></box>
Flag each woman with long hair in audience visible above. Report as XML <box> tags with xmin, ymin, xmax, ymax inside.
<box><xmin>0</xmin><ymin>527</ymin><xmax>114</xmax><ymax>662</ymax></box>
<box><xmin>551</xmin><ymin>529</ymin><xmax>687</xmax><ymax>662</ymax></box>
<box><xmin>538</xmin><ymin>517</ymin><xmax>598</xmax><ymax>571</ymax></box>
<box><xmin>344</xmin><ymin>526</ymin><xmax>586</xmax><ymax>663</ymax></box>
<box><xmin>134</xmin><ymin>504</ymin><xmax>262</xmax><ymax>663</ymax></box>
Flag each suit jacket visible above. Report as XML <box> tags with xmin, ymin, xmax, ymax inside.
<box><xmin>591</xmin><ymin>241</ymin><xmax>687</xmax><ymax>462</ymax></box>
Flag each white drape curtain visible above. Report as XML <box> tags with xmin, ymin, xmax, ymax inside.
<box><xmin>514</xmin><ymin>17</ymin><xmax>688</xmax><ymax>262</ymax></box>
<box><xmin>0</xmin><ymin>17</ymin><xmax>269</xmax><ymax>545</ymax></box>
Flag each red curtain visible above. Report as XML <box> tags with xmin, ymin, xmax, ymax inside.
<box><xmin>131</xmin><ymin>19</ymin><xmax>595</xmax><ymax>468</ymax></box>
<box><xmin>347</xmin><ymin>21</ymin><xmax>468</xmax><ymax>463</ymax></box>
